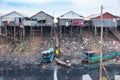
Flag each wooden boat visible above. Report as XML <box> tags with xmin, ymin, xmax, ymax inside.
<box><xmin>55</xmin><ymin>58</ymin><xmax>71</xmax><ymax>67</ymax></box>
<box><xmin>82</xmin><ymin>51</ymin><xmax>120</xmax><ymax>64</ymax></box>
<box><xmin>40</xmin><ymin>48</ymin><xmax>54</xmax><ymax>63</ymax></box>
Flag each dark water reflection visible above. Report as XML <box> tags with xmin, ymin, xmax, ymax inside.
<box><xmin>0</xmin><ymin>64</ymin><xmax>120</xmax><ymax>80</ymax></box>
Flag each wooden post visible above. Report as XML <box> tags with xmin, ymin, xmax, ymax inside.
<box><xmin>32</xmin><ymin>26</ymin><xmax>34</xmax><ymax>38</ymax></box>
<box><xmin>99</xmin><ymin>5</ymin><xmax>103</xmax><ymax>80</ymax></box>
<box><xmin>70</xmin><ymin>26</ymin><xmax>72</xmax><ymax>37</ymax></box>
<box><xmin>105</xmin><ymin>27</ymin><xmax>108</xmax><ymax>39</ymax></box>
<box><xmin>23</xmin><ymin>27</ymin><xmax>25</xmax><ymax>41</ymax></box>
<box><xmin>80</xmin><ymin>27</ymin><xmax>83</xmax><ymax>42</ymax></box>
<box><xmin>63</xmin><ymin>26</ymin><xmax>64</xmax><ymax>34</ymax></box>
<box><xmin>99</xmin><ymin>5</ymin><xmax>110</xmax><ymax>80</ymax></box>
<box><xmin>50</xmin><ymin>26</ymin><xmax>52</xmax><ymax>38</ymax></box>
<box><xmin>59</xmin><ymin>25</ymin><xmax>62</xmax><ymax>39</ymax></box>
<box><xmin>5</xmin><ymin>26</ymin><xmax>7</xmax><ymax>44</ymax></box>
<box><xmin>14</xmin><ymin>26</ymin><xmax>16</xmax><ymax>41</ymax></box>
<box><xmin>92</xmin><ymin>26</ymin><xmax>93</xmax><ymax>33</ymax></box>
<box><xmin>41</xmin><ymin>26</ymin><xmax>43</xmax><ymax>37</ymax></box>
<box><xmin>0</xmin><ymin>26</ymin><xmax>1</xmax><ymax>35</ymax></box>
<box><xmin>95</xmin><ymin>26</ymin><xmax>97</xmax><ymax>37</ymax></box>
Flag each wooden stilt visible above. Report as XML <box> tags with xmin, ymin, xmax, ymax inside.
<box><xmin>41</xmin><ymin>26</ymin><xmax>43</xmax><ymax>37</ymax></box>
<box><xmin>70</xmin><ymin>26</ymin><xmax>72</xmax><ymax>37</ymax></box>
<box><xmin>105</xmin><ymin>27</ymin><xmax>108</xmax><ymax>40</ymax></box>
<box><xmin>59</xmin><ymin>25</ymin><xmax>62</xmax><ymax>39</ymax></box>
<box><xmin>5</xmin><ymin>26</ymin><xmax>7</xmax><ymax>44</ymax></box>
<box><xmin>92</xmin><ymin>26</ymin><xmax>93</xmax><ymax>33</ymax></box>
<box><xmin>50</xmin><ymin>26</ymin><xmax>52</xmax><ymax>38</ymax></box>
<box><xmin>0</xmin><ymin>26</ymin><xmax>1</xmax><ymax>35</ymax></box>
<box><xmin>95</xmin><ymin>26</ymin><xmax>97</xmax><ymax>37</ymax></box>
<box><xmin>80</xmin><ymin>27</ymin><xmax>83</xmax><ymax>43</ymax></box>
<box><xmin>64</xmin><ymin>26</ymin><xmax>66</xmax><ymax>35</ymax></box>
<box><xmin>30</xmin><ymin>26</ymin><xmax>32</xmax><ymax>40</ymax></box>
<box><xmin>23</xmin><ymin>27</ymin><xmax>24</xmax><ymax>41</ymax></box>
<box><xmin>14</xmin><ymin>26</ymin><xmax>15</xmax><ymax>41</ymax></box>
<box><xmin>32</xmin><ymin>26</ymin><xmax>34</xmax><ymax>38</ymax></box>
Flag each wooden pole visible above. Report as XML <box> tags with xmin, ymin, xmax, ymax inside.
<box><xmin>95</xmin><ymin>26</ymin><xmax>97</xmax><ymax>37</ymax></box>
<box><xmin>59</xmin><ymin>24</ymin><xmax>62</xmax><ymax>39</ymax></box>
<box><xmin>105</xmin><ymin>28</ymin><xmax>108</xmax><ymax>40</ymax></box>
<box><xmin>0</xmin><ymin>26</ymin><xmax>1</xmax><ymax>35</ymax></box>
<box><xmin>99</xmin><ymin>5</ymin><xmax>103</xmax><ymax>80</ymax></box>
<box><xmin>102</xmin><ymin>65</ymin><xmax>110</xmax><ymax>80</ymax></box>
<box><xmin>14</xmin><ymin>26</ymin><xmax>16</xmax><ymax>42</ymax></box>
<box><xmin>99</xmin><ymin>5</ymin><xmax>110</xmax><ymax>80</ymax></box>
<box><xmin>41</xmin><ymin>26</ymin><xmax>43</xmax><ymax>37</ymax></box>
<box><xmin>5</xmin><ymin>26</ymin><xmax>7</xmax><ymax>44</ymax></box>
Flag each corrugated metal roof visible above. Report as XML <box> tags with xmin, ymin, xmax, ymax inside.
<box><xmin>2</xmin><ymin>11</ymin><xmax>25</xmax><ymax>17</ymax></box>
<box><xmin>59</xmin><ymin>11</ymin><xmax>84</xmax><ymax>19</ymax></box>
<box><xmin>85</xmin><ymin>14</ymin><xmax>99</xmax><ymax>20</ymax></box>
<box><xmin>31</xmin><ymin>11</ymin><xmax>54</xmax><ymax>19</ymax></box>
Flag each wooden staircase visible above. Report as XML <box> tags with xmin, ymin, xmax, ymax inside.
<box><xmin>108</xmin><ymin>28</ymin><xmax>120</xmax><ymax>40</ymax></box>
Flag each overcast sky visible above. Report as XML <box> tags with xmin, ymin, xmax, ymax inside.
<box><xmin>0</xmin><ymin>0</ymin><xmax>120</xmax><ymax>18</ymax></box>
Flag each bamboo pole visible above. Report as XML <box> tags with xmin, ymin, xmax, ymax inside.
<box><xmin>99</xmin><ymin>5</ymin><xmax>103</xmax><ymax>80</ymax></box>
<box><xmin>99</xmin><ymin>5</ymin><xmax>110</xmax><ymax>80</ymax></box>
<box><xmin>102</xmin><ymin>65</ymin><xmax>110</xmax><ymax>80</ymax></box>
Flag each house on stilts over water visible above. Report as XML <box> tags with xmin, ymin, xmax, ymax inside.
<box><xmin>29</xmin><ymin>11</ymin><xmax>54</xmax><ymax>37</ymax></box>
<box><xmin>57</xmin><ymin>11</ymin><xmax>84</xmax><ymax>37</ymax></box>
<box><xmin>0</xmin><ymin>11</ymin><xmax>25</xmax><ymax>42</ymax></box>
<box><xmin>87</xmin><ymin>12</ymin><xmax>120</xmax><ymax>40</ymax></box>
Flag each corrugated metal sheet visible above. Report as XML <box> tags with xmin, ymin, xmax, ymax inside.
<box><xmin>92</xmin><ymin>18</ymin><xmax>117</xmax><ymax>27</ymax></box>
<box><xmin>58</xmin><ymin>11</ymin><xmax>84</xmax><ymax>26</ymax></box>
<box><xmin>1</xmin><ymin>11</ymin><xmax>24</xmax><ymax>26</ymax></box>
<box><xmin>23</xmin><ymin>20</ymin><xmax>38</xmax><ymax>26</ymax></box>
<box><xmin>59</xmin><ymin>11</ymin><xmax>84</xmax><ymax>19</ymax></box>
<box><xmin>59</xmin><ymin>19</ymin><xmax>84</xmax><ymax>26</ymax></box>
<box><xmin>31</xmin><ymin>11</ymin><xmax>53</xmax><ymax>26</ymax></box>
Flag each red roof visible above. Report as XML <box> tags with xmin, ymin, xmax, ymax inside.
<box><xmin>95</xmin><ymin>12</ymin><xmax>117</xmax><ymax>19</ymax></box>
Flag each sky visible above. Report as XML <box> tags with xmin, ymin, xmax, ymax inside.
<box><xmin>0</xmin><ymin>0</ymin><xmax>120</xmax><ymax>19</ymax></box>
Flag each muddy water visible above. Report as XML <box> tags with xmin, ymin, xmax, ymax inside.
<box><xmin>0</xmin><ymin>63</ymin><xmax>120</xmax><ymax>80</ymax></box>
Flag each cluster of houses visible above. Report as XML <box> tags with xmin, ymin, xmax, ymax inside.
<box><xmin>0</xmin><ymin>11</ymin><xmax>120</xmax><ymax>41</ymax></box>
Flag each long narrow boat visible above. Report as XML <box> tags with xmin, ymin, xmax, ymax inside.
<box><xmin>82</xmin><ymin>51</ymin><xmax>120</xmax><ymax>64</ymax></box>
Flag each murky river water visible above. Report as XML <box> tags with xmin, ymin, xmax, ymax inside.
<box><xmin>0</xmin><ymin>63</ymin><xmax>120</xmax><ymax>80</ymax></box>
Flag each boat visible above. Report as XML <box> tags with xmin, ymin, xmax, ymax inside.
<box><xmin>55</xmin><ymin>58</ymin><xmax>71</xmax><ymax>67</ymax></box>
<box><xmin>40</xmin><ymin>48</ymin><xmax>54</xmax><ymax>63</ymax></box>
<box><xmin>82</xmin><ymin>51</ymin><xmax>120</xmax><ymax>64</ymax></box>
